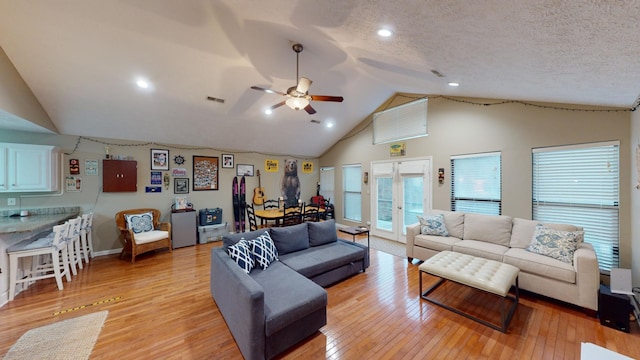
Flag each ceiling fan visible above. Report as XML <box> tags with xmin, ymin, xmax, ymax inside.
<box><xmin>251</xmin><ymin>43</ymin><xmax>344</xmax><ymax>115</ymax></box>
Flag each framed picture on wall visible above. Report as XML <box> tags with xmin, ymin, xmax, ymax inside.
<box><xmin>222</xmin><ymin>154</ymin><xmax>234</xmax><ymax>168</ymax></box>
<box><xmin>150</xmin><ymin>149</ymin><xmax>170</xmax><ymax>170</ymax></box>
<box><xmin>236</xmin><ymin>164</ymin><xmax>254</xmax><ymax>177</ymax></box>
<box><xmin>174</xmin><ymin>178</ymin><xmax>189</xmax><ymax>194</ymax></box>
<box><xmin>193</xmin><ymin>155</ymin><xmax>219</xmax><ymax>191</ymax></box>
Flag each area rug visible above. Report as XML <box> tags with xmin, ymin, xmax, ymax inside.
<box><xmin>3</xmin><ymin>310</ymin><xmax>108</xmax><ymax>360</ymax></box>
<box><xmin>355</xmin><ymin>235</ymin><xmax>406</xmax><ymax>258</ymax></box>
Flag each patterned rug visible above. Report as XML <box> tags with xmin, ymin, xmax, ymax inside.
<box><xmin>354</xmin><ymin>235</ymin><xmax>406</xmax><ymax>258</ymax></box>
<box><xmin>3</xmin><ymin>311</ymin><xmax>108</xmax><ymax>360</ymax></box>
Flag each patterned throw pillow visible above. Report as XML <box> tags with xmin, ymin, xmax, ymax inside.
<box><xmin>417</xmin><ymin>214</ymin><xmax>449</xmax><ymax>236</ymax></box>
<box><xmin>124</xmin><ymin>212</ymin><xmax>154</xmax><ymax>234</ymax></box>
<box><xmin>250</xmin><ymin>232</ymin><xmax>279</xmax><ymax>270</ymax></box>
<box><xmin>526</xmin><ymin>224</ymin><xmax>584</xmax><ymax>264</ymax></box>
<box><xmin>227</xmin><ymin>239</ymin><xmax>255</xmax><ymax>274</ymax></box>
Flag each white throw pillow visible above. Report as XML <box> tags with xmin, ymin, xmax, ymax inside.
<box><xmin>526</xmin><ymin>224</ymin><xmax>583</xmax><ymax>264</ymax></box>
<box><xmin>125</xmin><ymin>212</ymin><xmax>154</xmax><ymax>234</ymax></box>
<box><xmin>417</xmin><ymin>214</ymin><xmax>449</xmax><ymax>236</ymax></box>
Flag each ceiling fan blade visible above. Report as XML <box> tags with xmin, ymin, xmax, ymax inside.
<box><xmin>296</xmin><ymin>77</ymin><xmax>312</xmax><ymax>94</ymax></box>
<box><xmin>251</xmin><ymin>86</ymin><xmax>287</xmax><ymax>96</ymax></box>
<box><xmin>310</xmin><ymin>95</ymin><xmax>344</xmax><ymax>102</ymax></box>
<box><xmin>304</xmin><ymin>104</ymin><xmax>317</xmax><ymax>115</ymax></box>
<box><xmin>270</xmin><ymin>101</ymin><xmax>287</xmax><ymax>110</ymax></box>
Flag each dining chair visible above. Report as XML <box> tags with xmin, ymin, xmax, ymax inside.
<box><xmin>245</xmin><ymin>203</ymin><xmax>259</xmax><ymax>231</ymax></box>
<box><xmin>302</xmin><ymin>203</ymin><xmax>320</xmax><ymax>222</ymax></box>
<box><xmin>261</xmin><ymin>199</ymin><xmax>280</xmax><ymax>227</ymax></box>
<box><xmin>281</xmin><ymin>204</ymin><xmax>303</xmax><ymax>226</ymax></box>
<box><xmin>7</xmin><ymin>222</ymin><xmax>71</xmax><ymax>301</ymax></box>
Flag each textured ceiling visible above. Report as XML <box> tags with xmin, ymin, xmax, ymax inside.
<box><xmin>1</xmin><ymin>0</ymin><xmax>639</xmax><ymax>157</ymax></box>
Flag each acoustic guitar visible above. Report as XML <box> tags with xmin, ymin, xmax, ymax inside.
<box><xmin>253</xmin><ymin>169</ymin><xmax>266</xmax><ymax>205</ymax></box>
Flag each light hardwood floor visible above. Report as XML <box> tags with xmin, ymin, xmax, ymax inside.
<box><xmin>1</xmin><ymin>241</ymin><xmax>639</xmax><ymax>359</ymax></box>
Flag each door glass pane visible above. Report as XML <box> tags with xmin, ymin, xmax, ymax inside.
<box><xmin>403</xmin><ymin>176</ymin><xmax>423</xmax><ymax>234</ymax></box>
<box><xmin>376</xmin><ymin>177</ymin><xmax>393</xmax><ymax>231</ymax></box>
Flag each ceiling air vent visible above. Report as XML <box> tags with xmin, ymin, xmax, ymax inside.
<box><xmin>206</xmin><ymin>96</ymin><xmax>225</xmax><ymax>104</ymax></box>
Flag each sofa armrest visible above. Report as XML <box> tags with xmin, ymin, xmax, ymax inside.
<box><xmin>406</xmin><ymin>223</ymin><xmax>421</xmax><ymax>259</ymax></box>
<box><xmin>210</xmin><ymin>248</ymin><xmax>265</xmax><ymax>359</ymax></box>
<box><xmin>574</xmin><ymin>242</ymin><xmax>600</xmax><ymax>311</ymax></box>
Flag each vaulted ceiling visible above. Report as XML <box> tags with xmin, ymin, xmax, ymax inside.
<box><xmin>1</xmin><ymin>1</ymin><xmax>639</xmax><ymax>157</ymax></box>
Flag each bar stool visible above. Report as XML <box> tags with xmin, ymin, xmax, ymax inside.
<box><xmin>79</xmin><ymin>213</ymin><xmax>94</xmax><ymax>262</ymax></box>
<box><xmin>66</xmin><ymin>217</ymin><xmax>83</xmax><ymax>275</ymax></box>
<box><xmin>7</xmin><ymin>223</ymin><xmax>71</xmax><ymax>301</ymax></box>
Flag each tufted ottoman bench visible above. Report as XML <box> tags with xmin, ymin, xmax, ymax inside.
<box><xmin>419</xmin><ymin>250</ymin><xmax>520</xmax><ymax>332</ymax></box>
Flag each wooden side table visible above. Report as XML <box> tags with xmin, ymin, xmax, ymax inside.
<box><xmin>339</xmin><ymin>226</ymin><xmax>370</xmax><ymax>249</ymax></box>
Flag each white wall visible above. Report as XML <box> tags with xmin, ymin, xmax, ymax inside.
<box><xmin>321</xmin><ymin>94</ymin><xmax>633</xmax><ymax>269</ymax></box>
<box><xmin>631</xmin><ymin>108</ymin><xmax>640</xmax><ymax>286</ymax></box>
<box><xmin>0</xmin><ymin>131</ymin><xmax>319</xmax><ymax>254</ymax></box>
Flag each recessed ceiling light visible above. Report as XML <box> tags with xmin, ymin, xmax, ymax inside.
<box><xmin>377</xmin><ymin>28</ymin><xmax>393</xmax><ymax>37</ymax></box>
<box><xmin>264</xmin><ymin>109</ymin><xmax>272</xmax><ymax>115</ymax></box>
<box><xmin>326</xmin><ymin>122</ymin><xmax>334</xmax><ymax>128</ymax></box>
<box><xmin>136</xmin><ymin>79</ymin><xmax>150</xmax><ymax>89</ymax></box>
<box><xmin>448</xmin><ymin>82</ymin><xmax>459</xmax><ymax>87</ymax></box>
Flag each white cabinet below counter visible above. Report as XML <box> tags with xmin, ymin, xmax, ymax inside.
<box><xmin>0</xmin><ymin>143</ymin><xmax>61</xmax><ymax>193</ymax></box>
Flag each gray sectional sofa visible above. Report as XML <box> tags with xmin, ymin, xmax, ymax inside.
<box><xmin>210</xmin><ymin>220</ymin><xmax>369</xmax><ymax>360</ymax></box>
<box><xmin>406</xmin><ymin>210</ymin><xmax>600</xmax><ymax>311</ymax></box>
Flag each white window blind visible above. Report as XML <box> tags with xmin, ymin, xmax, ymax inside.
<box><xmin>532</xmin><ymin>142</ymin><xmax>619</xmax><ymax>272</ymax></box>
<box><xmin>319</xmin><ymin>167</ymin><xmax>334</xmax><ymax>202</ymax></box>
<box><xmin>343</xmin><ymin>165</ymin><xmax>362</xmax><ymax>222</ymax></box>
<box><xmin>373</xmin><ymin>98</ymin><xmax>428</xmax><ymax>144</ymax></box>
<box><xmin>451</xmin><ymin>152</ymin><xmax>501</xmax><ymax>215</ymax></box>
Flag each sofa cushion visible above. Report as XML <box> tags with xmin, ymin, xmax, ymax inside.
<box><xmin>222</xmin><ymin>229</ymin><xmax>268</xmax><ymax>252</ymax></box>
<box><xmin>227</xmin><ymin>239</ymin><xmax>255</xmax><ymax>274</ymax></box>
<box><xmin>250</xmin><ymin>231</ymin><xmax>279</xmax><ymax>270</ymax></box>
<box><xmin>417</xmin><ymin>214</ymin><xmax>449</xmax><ymax>236</ymax></box>
<box><xmin>414</xmin><ymin>234</ymin><xmax>462</xmax><ymax>252</ymax></box>
<box><xmin>250</xmin><ymin>261</ymin><xmax>327</xmax><ymax>336</ymax></box>
<box><xmin>525</xmin><ymin>225</ymin><xmax>583</xmax><ymax>264</ymax></box>
<box><xmin>510</xmin><ymin>218</ymin><xmax>583</xmax><ymax>249</ymax></box>
<box><xmin>132</xmin><ymin>230</ymin><xmax>169</xmax><ymax>245</ymax></box>
<box><xmin>463</xmin><ymin>213</ymin><xmax>512</xmax><ymax>246</ymax></box>
<box><xmin>431</xmin><ymin>209</ymin><xmax>464</xmax><ymax>239</ymax></box>
<box><xmin>308</xmin><ymin>219</ymin><xmax>338</xmax><ymax>246</ymax></box>
<box><xmin>452</xmin><ymin>240</ymin><xmax>508</xmax><ymax>262</ymax></box>
<box><xmin>269</xmin><ymin>223</ymin><xmax>310</xmax><ymax>255</ymax></box>
<box><xmin>503</xmin><ymin>248</ymin><xmax>576</xmax><ymax>283</ymax></box>
<box><xmin>278</xmin><ymin>241</ymin><xmax>365</xmax><ymax>279</ymax></box>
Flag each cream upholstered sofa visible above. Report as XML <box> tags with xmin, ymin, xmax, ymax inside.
<box><xmin>406</xmin><ymin>210</ymin><xmax>600</xmax><ymax>311</ymax></box>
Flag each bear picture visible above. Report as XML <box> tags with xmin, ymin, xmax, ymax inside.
<box><xmin>281</xmin><ymin>159</ymin><xmax>301</xmax><ymax>206</ymax></box>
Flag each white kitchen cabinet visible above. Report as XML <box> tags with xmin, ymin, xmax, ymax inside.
<box><xmin>0</xmin><ymin>143</ymin><xmax>60</xmax><ymax>192</ymax></box>
<box><xmin>0</xmin><ymin>146</ymin><xmax>6</xmax><ymax>191</ymax></box>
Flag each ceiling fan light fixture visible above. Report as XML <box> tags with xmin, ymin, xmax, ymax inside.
<box><xmin>286</xmin><ymin>97</ymin><xmax>309</xmax><ymax>110</ymax></box>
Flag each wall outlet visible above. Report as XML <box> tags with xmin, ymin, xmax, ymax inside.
<box><xmin>7</xmin><ymin>198</ymin><xmax>16</xmax><ymax>206</ymax></box>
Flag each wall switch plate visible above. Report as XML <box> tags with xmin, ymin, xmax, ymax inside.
<box><xmin>7</xmin><ymin>198</ymin><xmax>16</xmax><ymax>206</ymax></box>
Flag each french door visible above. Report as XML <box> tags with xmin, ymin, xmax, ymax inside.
<box><xmin>371</xmin><ymin>158</ymin><xmax>431</xmax><ymax>243</ymax></box>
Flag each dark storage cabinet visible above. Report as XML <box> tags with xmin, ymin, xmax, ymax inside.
<box><xmin>103</xmin><ymin>160</ymin><xmax>137</xmax><ymax>192</ymax></box>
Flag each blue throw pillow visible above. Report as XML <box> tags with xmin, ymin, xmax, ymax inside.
<box><xmin>125</xmin><ymin>212</ymin><xmax>153</xmax><ymax>234</ymax></box>
<box><xmin>227</xmin><ymin>239</ymin><xmax>255</xmax><ymax>274</ymax></box>
<box><xmin>308</xmin><ymin>219</ymin><xmax>338</xmax><ymax>246</ymax></box>
<box><xmin>269</xmin><ymin>222</ymin><xmax>310</xmax><ymax>255</ymax></box>
<box><xmin>417</xmin><ymin>214</ymin><xmax>449</xmax><ymax>236</ymax></box>
<box><xmin>250</xmin><ymin>232</ymin><xmax>279</xmax><ymax>270</ymax></box>
<box><xmin>526</xmin><ymin>224</ymin><xmax>583</xmax><ymax>264</ymax></box>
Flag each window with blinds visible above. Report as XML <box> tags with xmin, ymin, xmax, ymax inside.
<box><xmin>532</xmin><ymin>142</ymin><xmax>619</xmax><ymax>272</ymax></box>
<box><xmin>343</xmin><ymin>164</ymin><xmax>362</xmax><ymax>222</ymax></box>
<box><xmin>451</xmin><ymin>152</ymin><xmax>502</xmax><ymax>215</ymax></box>
<box><xmin>373</xmin><ymin>98</ymin><xmax>427</xmax><ymax>144</ymax></box>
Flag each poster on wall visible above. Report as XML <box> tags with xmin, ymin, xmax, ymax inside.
<box><xmin>69</xmin><ymin>159</ymin><xmax>80</xmax><ymax>175</ymax></box>
<box><xmin>265</xmin><ymin>159</ymin><xmax>279</xmax><ymax>172</ymax></box>
<box><xmin>85</xmin><ymin>160</ymin><xmax>98</xmax><ymax>175</ymax></box>
<box><xmin>151</xmin><ymin>171</ymin><xmax>162</xmax><ymax>185</ymax></box>
<box><xmin>193</xmin><ymin>155</ymin><xmax>219</xmax><ymax>191</ymax></box>
<box><xmin>66</xmin><ymin>176</ymin><xmax>82</xmax><ymax>192</ymax></box>
<box><xmin>390</xmin><ymin>143</ymin><xmax>406</xmax><ymax>157</ymax></box>
<box><xmin>302</xmin><ymin>161</ymin><xmax>313</xmax><ymax>173</ymax></box>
